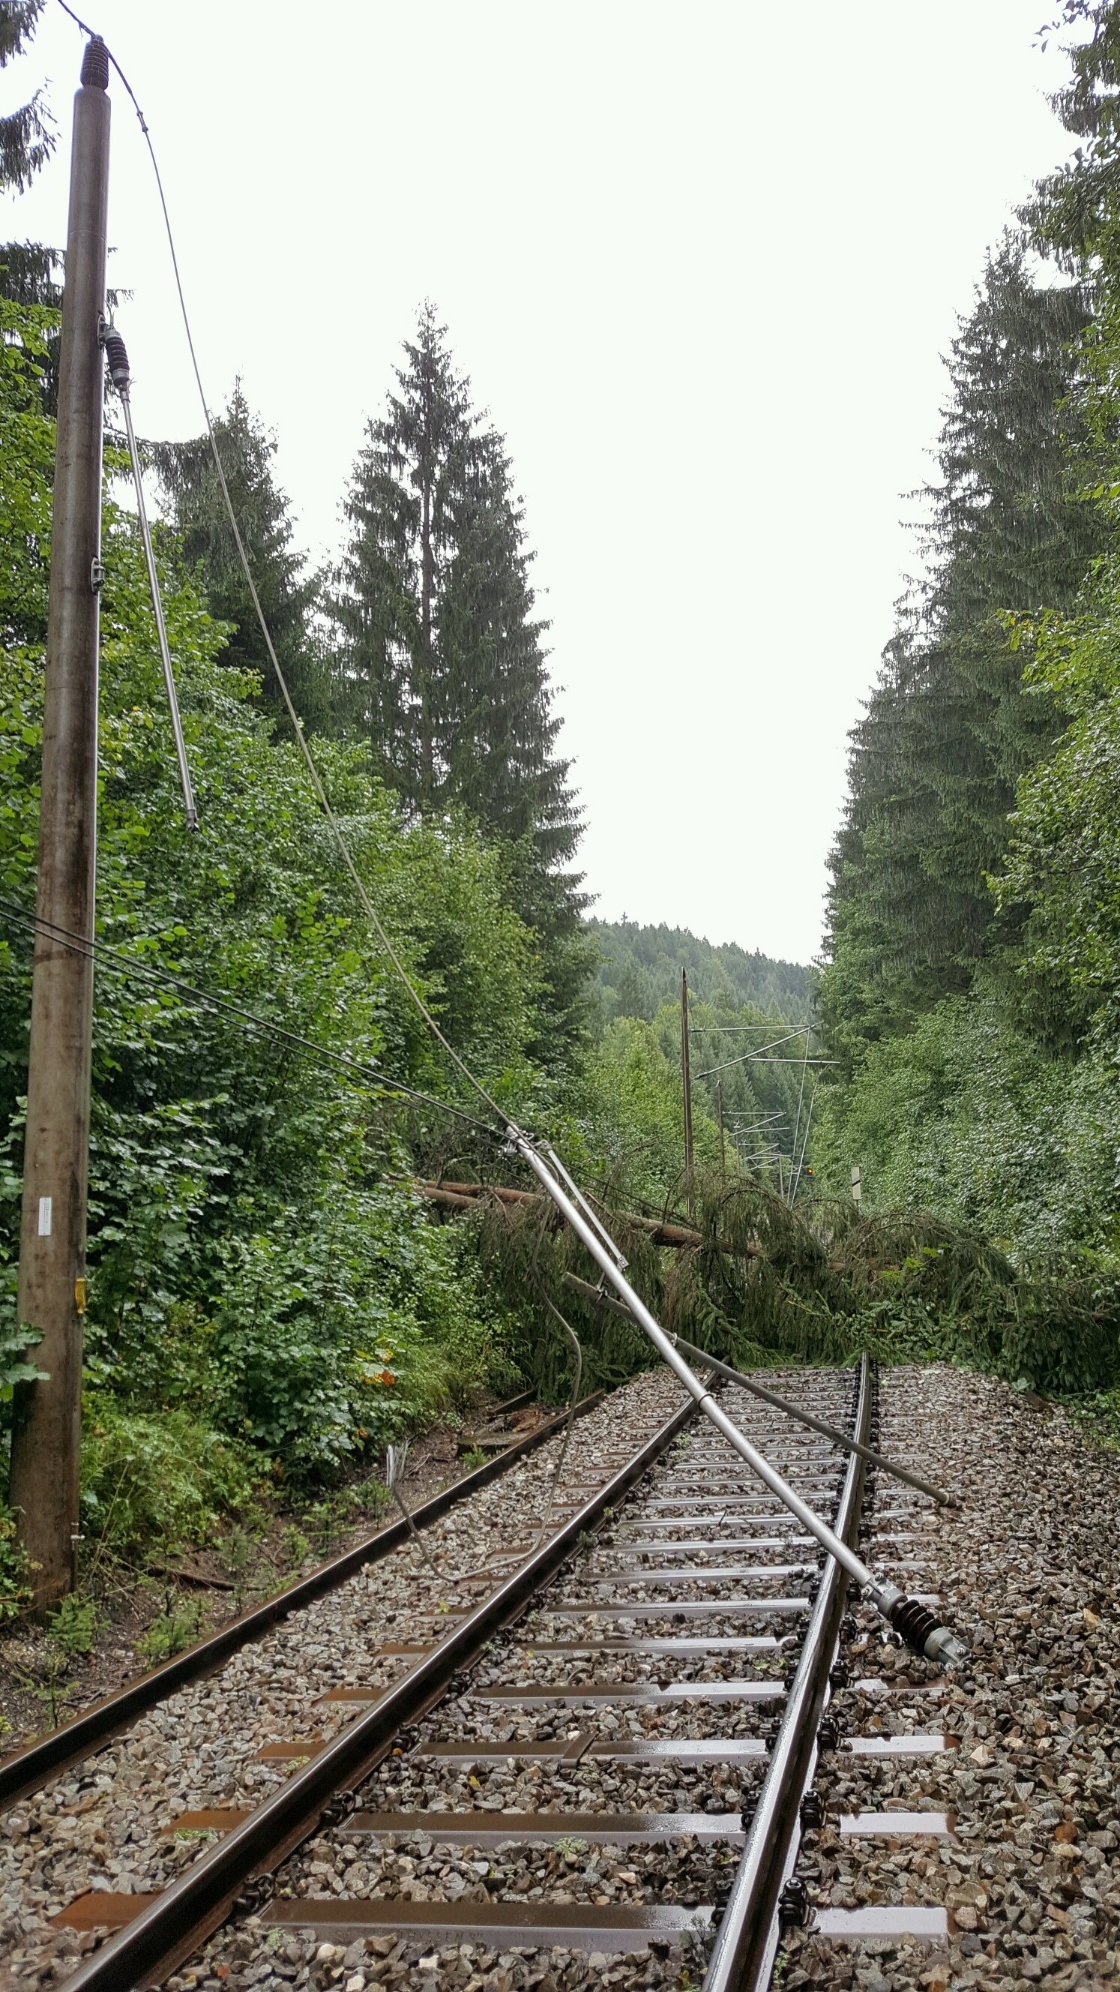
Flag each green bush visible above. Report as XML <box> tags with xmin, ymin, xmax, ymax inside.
<box><xmin>137</xmin><ymin>1597</ymin><xmax>202</xmax><ymax>1667</ymax></box>
<box><xmin>80</xmin><ymin>1396</ymin><xmax>260</xmax><ymax>1556</ymax></box>
<box><xmin>0</xmin><ymin>1508</ymin><xmax>30</xmax><ymax>1624</ymax></box>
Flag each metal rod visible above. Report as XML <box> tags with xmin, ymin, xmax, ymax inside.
<box><xmin>514</xmin><ymin>1132</ymin><xmax>966</xmax><ymax>1664</ymax></box>
<box><xmin>116</xmin><ymin>384</ymin><xmax>198</xmax><ymax>828</ymax></box>
<box><xmin>518</xmin><ymin>1141</ymin><xmax>868</xmax><ymax>1594</ymax></box>
<box><xmin>680</xmin><ymin>968</ymin><xmax>694</xmax><ymax>1221</ymax></box>
<box><xmin>9</xmin><ymin>40</ymin><xmax>112</xmax><ymax>1607</ymax></box>
<box><xmin>703</xmin><ymin>1357</ymin><xmax>871</xmax><ymax>1992</ymax></box>
<box><xmin>540</xmin><ymin>1141</ymin><xmax>626</xmax><ymax>1270</ymax></box>
<box><xmin>670</xmin><ymin>1332</ymin><xmax>958</xmax><ymax>1507</ymax></box>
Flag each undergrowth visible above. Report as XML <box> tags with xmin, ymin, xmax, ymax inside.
<box><xmin>466</xmin><ymin>1169</ymin><xmax>1120</xmax><ymax>1401</ymax></box>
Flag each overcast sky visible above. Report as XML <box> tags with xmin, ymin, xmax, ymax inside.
<box><xmin>3</xmin><ymin>1</ymin><xmax>1080</xmax><ymax>965</ymax></box>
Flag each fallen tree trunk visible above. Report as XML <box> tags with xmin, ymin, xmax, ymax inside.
<box><xmin>416</xmin><ymin>1179</ymin><xmax>759</xmax><ymax>1256</ymax></box>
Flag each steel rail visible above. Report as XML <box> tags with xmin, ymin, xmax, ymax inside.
<box><xmin>670</xmin><ymin>1331</ymin><xmax>958</xmax><ymax>1507</ymax></box>
<box><xmin>0</xmin><ymin>1393</ymin><xmax>602</xmax><ymax>1812</ymax></box>
<box><xmin>61</xmin><ymin>1389</ymin><xmax>701</xmax><ymax>1992</ymax></box>
<box><xmin>702</xmin><ymin>1353</ymin><xmax>871</xmax><ymax>1992</ymax></box>
<box><xmin>513</xmin><ymin>1133</ymin><xmax>966</xmax><ymax>1668</ymax></box>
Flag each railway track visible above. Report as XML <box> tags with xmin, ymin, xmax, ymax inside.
<box><xmin>7</xmin><ymin>1357</ymin><xmax>1113</xmax><ymax>1992</ymax></box>
<box><xmin>0</xmin><ymin>1357</ymin><xmax>919</xmax><ymax>1992</ymax></box>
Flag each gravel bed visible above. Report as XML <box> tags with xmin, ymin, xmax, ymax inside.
<box><xmin>778</xmin><ymin>1363</ymin><xmax>1120</xmax><ymax>1992</ymax></box>
<box><xmin>0</xmin><ymin>1369</ymin><xmax>682</xmax><ymax>1988</ymax></box>
<box><xmin>181</xmin><ymin>1372</ymin><xmax>855</xmax><ymax>1992</ymax></box>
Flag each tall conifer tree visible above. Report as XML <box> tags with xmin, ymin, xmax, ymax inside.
<box><xmin>154</xmin><ymin>386</ymin><xmax>329</xmax><ymax>726</ymax></box>
<box><xmin>333</xmin><ymin>306</ymin><xmax>580</xmax><ymax>856</ymax></box>
<box><xmin>820</xmin><ymin>239</ymin><xmax>1104</xmax><ymax>1070</ymax></box>
<box><xmin>333</xmin><ymin>307</ymin><xmax>588</xmax><ymax>1057</ymax></box>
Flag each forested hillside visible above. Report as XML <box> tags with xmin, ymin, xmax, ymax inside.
<box><xmin>816</xmin><ymin>0</ymin><xmax>1120</xmax><ymax>1275</ymax></box>
<box><xmin>590</xmin><ymin>918</ymin><xmax>811</xmax><ymax>1024</ymax></box>
<box><xmin>8</xmin><ymin>0</ymin><xmax>1120</xmax><ymax>1643</ymax></box>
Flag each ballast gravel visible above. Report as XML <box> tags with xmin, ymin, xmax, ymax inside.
<box><xmin>777</xmin><ymin>1364</ymin><xmax>1120</xmax><ymax>1992</ymax></box>
<box><xmin>0</xmin><ymin>1369</ymin><xmax>682</xmax><ymax>1988</ymax></box>
<box><xmin>5</xmin><ymin>1362</ymin><xmax>1120</xmax><ymax>1992</ymax></box>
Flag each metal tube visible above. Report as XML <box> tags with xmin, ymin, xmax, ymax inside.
<box><xmin>117</xmin><ymin>389</ymin><xmax>198</xmax><ymax>829</ymax></box>
<box><xmin>670</xmin><ymin>1332</ymin><xmax>958</xmax><ymax>1508</ymax></box>
<box><xmin>514</xmin><ymin>1136</ymin><xmax>874</xmax><ymax>1598</ymax></box>
<box><xmin>540</xmin><ymin>1141</ymin><xmax>626</xmax><ymax>1270</ymax></box>
<box><xmin>703</xmin><ymin>1358</ymin><xmax>871</xmax><ymax>1992</ymax></box>
<box><xmin>516</xmin><ymin>1133</ymin><xmax>968</xmax><ymax>1665</ymax></box>
<box><xmin>9</xmin><ymin>47</ymin><xmax>111</xmax><ymax>1607</ymax></box>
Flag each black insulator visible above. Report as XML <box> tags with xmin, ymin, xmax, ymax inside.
<box><xmin>799</xmin><ymin>1791</ymin><xmax>824</xmax><ymax>1831</ymax></box>
<box><xmin>318</xmin><ymin>1790</ymin><xmax>356</xmax><ymax>1829</ymax></box>
<box><xmin>829</xmin><ymin>1660</ymin><xmax>848</xmax><ymax>1690</ymax></box>
<box><xmin>888</xmin><ymin>1594</ymin><xmax>942</xmax><ymax>1657</ymax></box>
<box><xmin>233</xmin><ymin>1875</ymin><xmax>271</xmax><ymax>1916</ymax></box>
<box><xmin>778</xmin><ymin>1876</ymin><xmax>809</xmax><ymax>1930</ymax></box>
<box><xmin>81</xmin><ymin>35</ymin><xmax>110</xmax><ymax>90</ymax></box>
<box><xmin>816</xmin><ymin>1717</ymin><xmax>840</xmax><ymax>1751</ymax></box>
<box><xmin>102</xmin><ymin>331</ymin><xmax>130</xmax><ymax>395</ymax></box>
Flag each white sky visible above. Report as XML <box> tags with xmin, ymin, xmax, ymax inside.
<box><xmin>3</xmin><ymin>1</ymin><xmax>1079</xmax><ymax>965</ymax></box>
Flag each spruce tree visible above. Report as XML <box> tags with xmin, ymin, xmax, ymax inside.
<box><xmin>333</xmin><ymin>306</ymin><xmax>580</xmax><ymax>848</ymax></box>
<box><xmin>0</xmin><ymin>1</ymin><xmax>53</xmax><ymax>196</ymax></box>
<box><xmin>333</xmin><ymin>306</ymin><xmax>588</xmax><ymax>1056</ymax></box>
<box><xmin>153</xmin><ymin>385</ymin><xmax>329</xmax><ymax>726</ymax></box>
<box><xmin>820</xmin><ymin>239</ymin><xmax>1105</xmax><ymax>1069</ymax></box>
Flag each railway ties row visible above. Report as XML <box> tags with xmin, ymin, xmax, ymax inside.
<box><xmin>6</xmin><ymin>1364</ymin><xmax>980</xmax><ymax>1991</ymax></box>
<box><xmin>195</xmin><ymin>1371</ymin><xmax>866</xmax><ymax>1984</ymax></box>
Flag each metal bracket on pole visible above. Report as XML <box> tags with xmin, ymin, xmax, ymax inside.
<box><xmin>510</xmin><ymin>1128</ymin><xmax>967</xmax><ymax>1668</ymax></box>
<box><xmin>101</xmin><ymin>323</ymin><xmax>198</xmax><ymax>830</ymax></box>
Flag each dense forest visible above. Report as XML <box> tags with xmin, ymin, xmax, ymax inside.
<box><xmin>815</xmin><ymin>0</ymin><xmax>1120</xmax><ymax>1288</ymax></box>
<box><xmin>4</xmin><ymin>0</ymin><xmax>1120</xmax><ymax>1634</ymax></box>
<box><xmin>0</xmin><ymin>3</ymin><xmax>819</xmax><ymax>1611</ymax></box>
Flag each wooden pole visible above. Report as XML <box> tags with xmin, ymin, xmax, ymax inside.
<box><xmin>717</xmin><ymin>1079</ymin><xmax>726</xmax><ymax>1187</ymax></box>
<box><xmin>680</xmin><ymin>967</ymin><xmax>694</xmax><ymax>1220</ymax></box>
<box><xmin>9</xmin><ymin>40</ymin><xmax>111</xmax><ymax>1608</ymax></box>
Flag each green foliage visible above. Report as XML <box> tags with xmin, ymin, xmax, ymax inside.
<box><xmin>332</xmin><ymin>304</ymin><xmax>580</xmax><ymax>863</ymax></box>
<box><xmin>136</xmin><ymin>1597</ymin><xmax>202</xmax><ymax>1668</ymax></box>
<box><xmin>590</xmin><ymin>918</ymin><xmax>811</xmax><ymax>1026</ymax></box>
<box><xmin>0</xmin><ymin>286</ymin><xmax>546</xmax><ymax>1520</ymax></box>
<box><xmin>0</xmin><ymin>1506</ymin><xmax>30</xmax><ymax>1622</ymax></box>
<box><xmin>47</xmin><ymin>1592</ymin><xmax>99</xmax><ymax>1658</ymax></box>
<box><xmin>79</xmin><ymin>1397</ymin><xmax>260</xmax><ymax>1556</ymax></box>
<box><xmin>0</xmin><ymin>1318</ymin><xmax>46</xmax><ymax>1401</ymax></box>
<box><xmin>152</xmin><ymin>383</ymin><xmax>331</xmax><ymax>729</ymax></box>
<box><xmin>0</xmin><ymin>2</ymin><xmax>54</xmax><ymax>198</ymax></box>
<box><xmin>819</xmin><ymin>241</ymin><xmax>1104</xmax><ymax>1080</ymax></box>
<box><xmin>815</xmin><ymin>87</ymin><xmax>1120</xmax><ymax>1285</ymax></box>
<box><xmin>814</xmin><ymin>994</ymin><xmax>1120</xmax><ymax>1260</ymax></box>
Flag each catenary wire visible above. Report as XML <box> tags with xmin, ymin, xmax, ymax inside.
<box><xmin>54</xmin><ymin>1</ymin><xmax>510</xmax><ymax>1133</ymax></box>
<box><xmin>0</xmin><ymin>896</ymin><xmax>497</xmax><ymax>1137</ymax></box>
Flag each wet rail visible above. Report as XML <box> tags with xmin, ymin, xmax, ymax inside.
<box><xmin>0</xmin><ymin>1391</ymin><xmax>603</xmax><ymax>1812</ymax></box>
<box><xmin>11</xmin><ymin>1359</ymin><xmax>911</xmax><ymax>1992</ymax></box>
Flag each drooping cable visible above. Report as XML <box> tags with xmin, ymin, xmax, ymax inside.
<box><xmin>0</xmin><ymin>897</ymin><xmax>496</xmax><ymax>1136</ymax></box>
<box><xmin>56</xmin><ymin>1</ymin><xmax>511</xmax><ymax>1134</ymax></box>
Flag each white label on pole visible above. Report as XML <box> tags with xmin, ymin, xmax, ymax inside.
<box><xmin>38</xmin><ymin>1195</ymin><xmax>53</xmax><ymax>1237</ymax></box>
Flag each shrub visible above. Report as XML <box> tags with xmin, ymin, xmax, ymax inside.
<box><xmin>0</xmin><ymin>1509</ymin><xmax>30</xmax><ymax>1624</ymax></box>
<box><xmin>80</xmin><ymin>1395</ymin><xmax>260</xmax><ymax>1557</ymax></box>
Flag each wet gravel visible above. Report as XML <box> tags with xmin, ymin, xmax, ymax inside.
<box><xmin>7</xmin><ymin>1361</ymin><xmax>1116</xmax><ymax>1992</ymax></box>
<box><xmin>778</xmin><ymin>1364</ymin><xmax>1120</xmax><ymax>1992</ymax></box>
<box><xmin>0</xmin><ymin>1370</ymin><xmax>680</xmax><ymax>1988</ymax></box>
